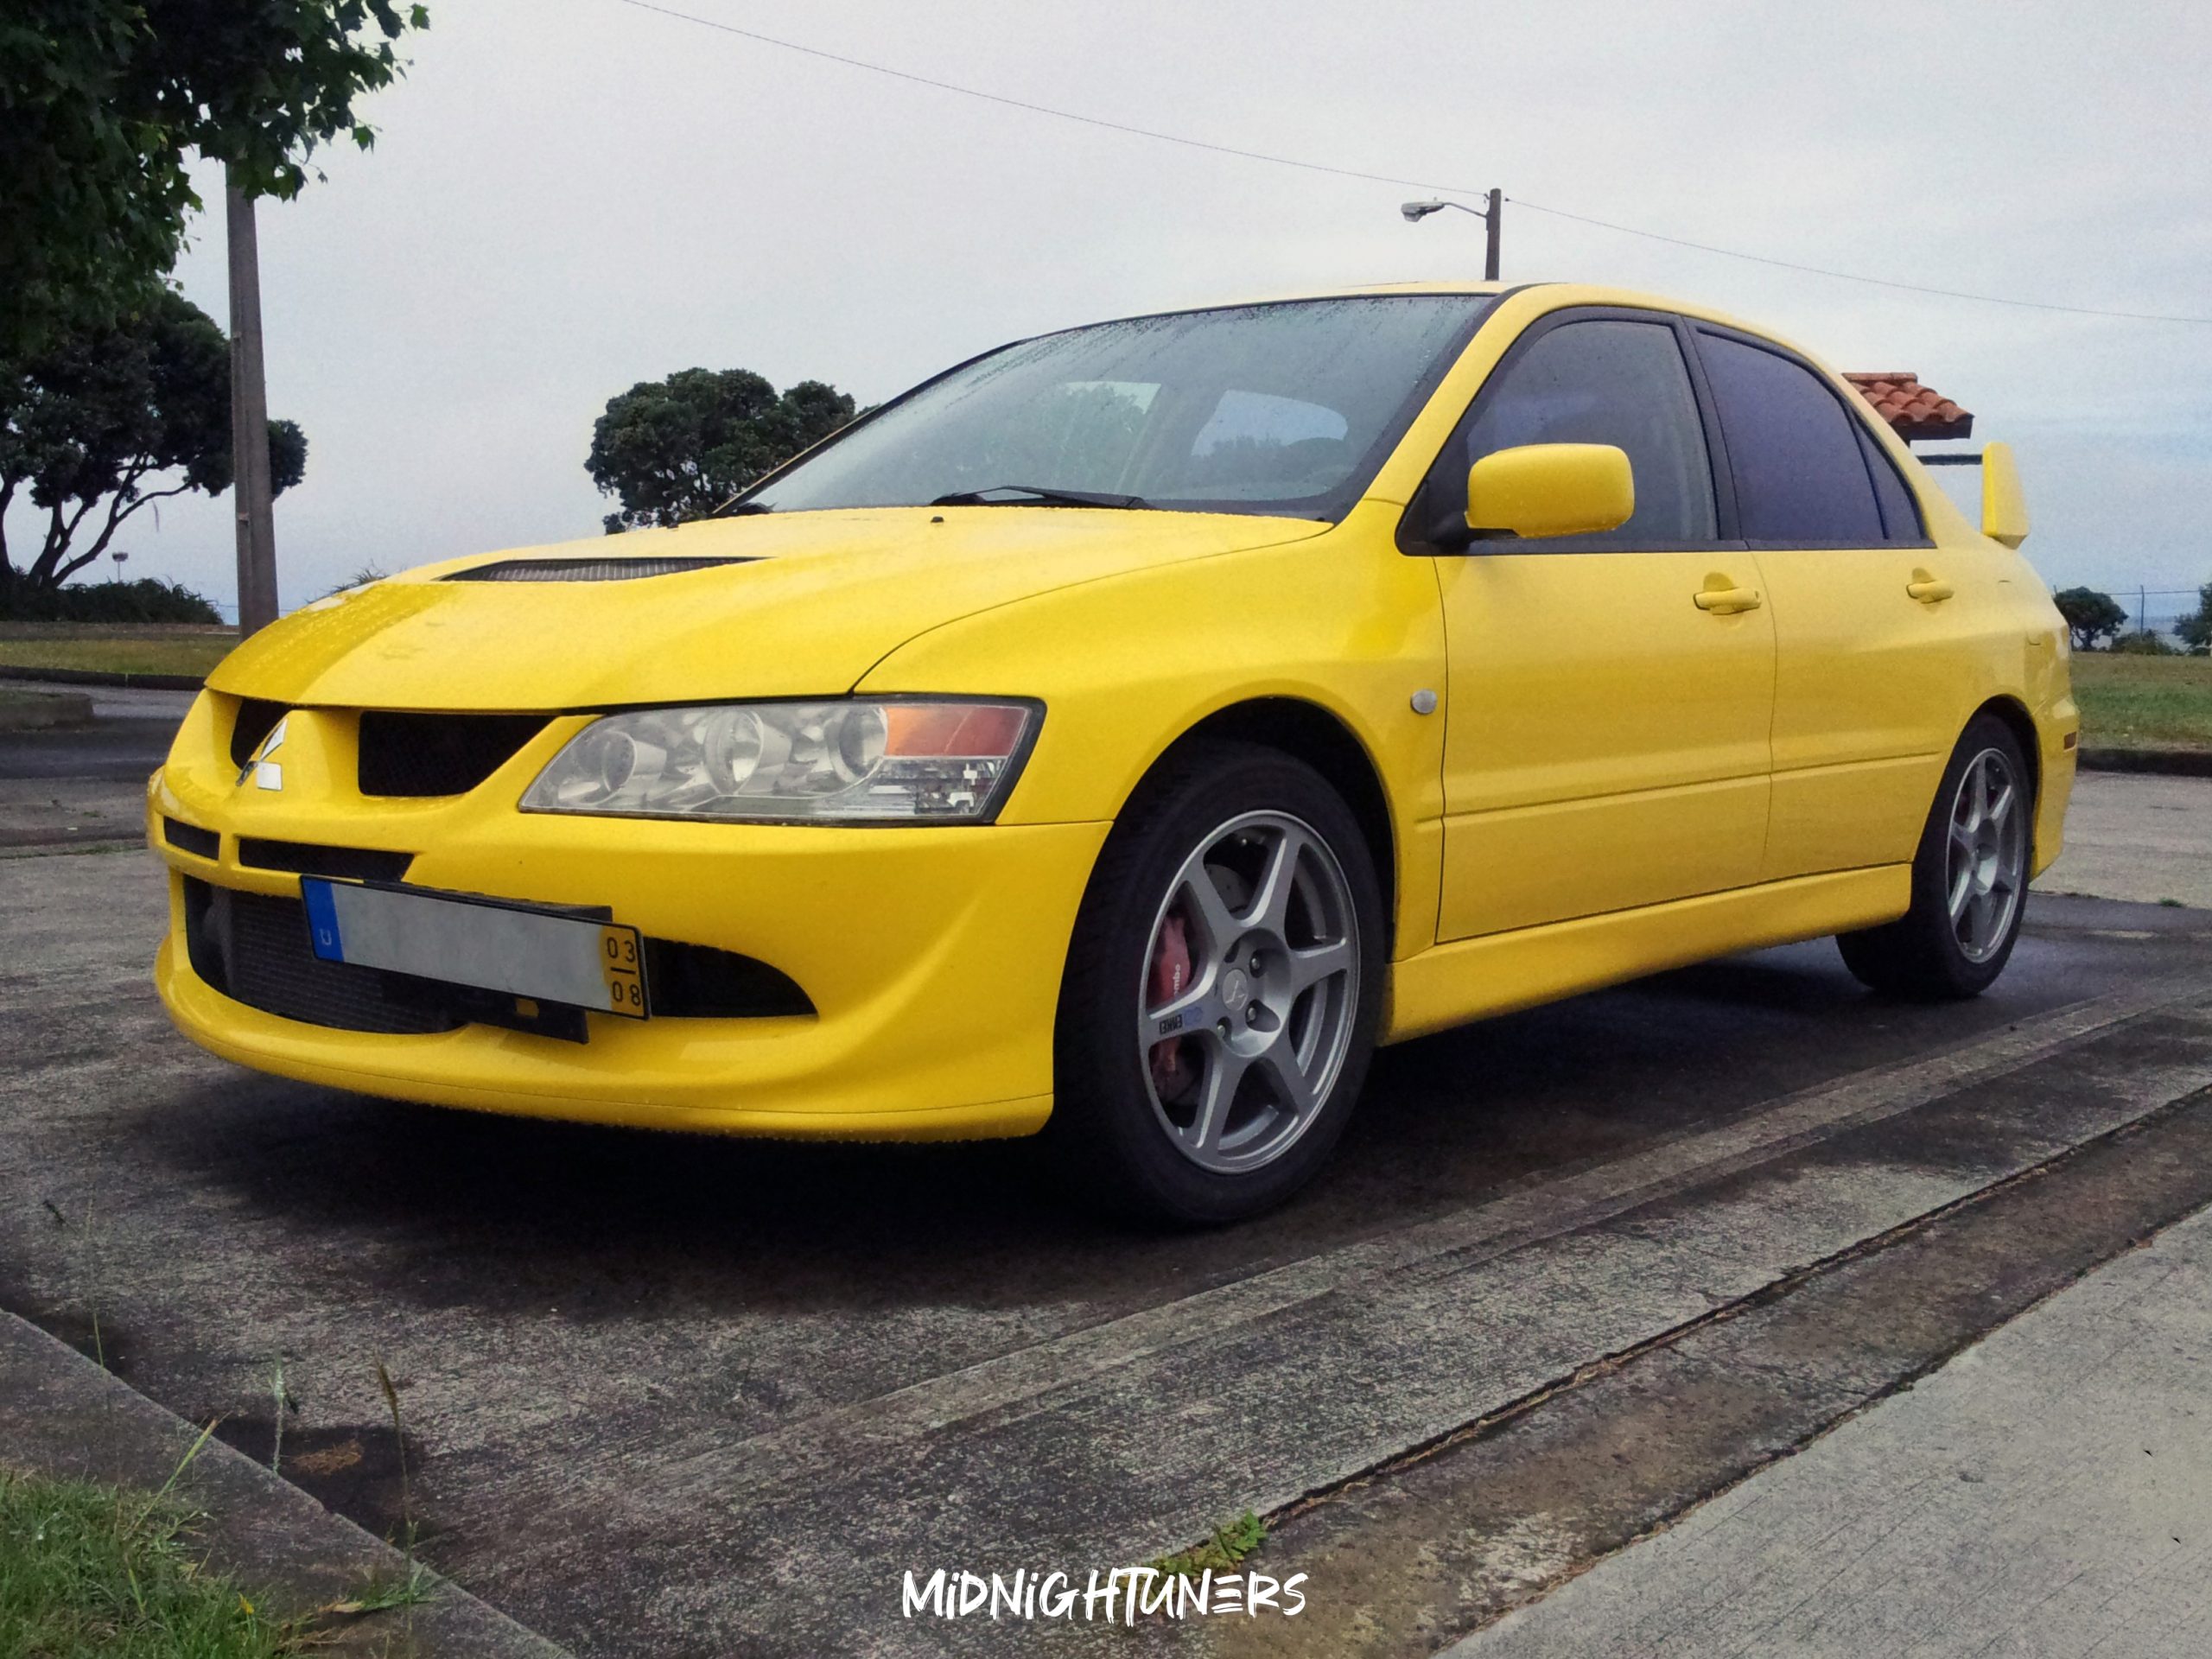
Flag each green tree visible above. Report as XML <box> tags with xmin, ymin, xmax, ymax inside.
<box><xmin>1</xmin><ymin>289</ymin><xmax>305</xmax><ymax>593</ymax></box>
<box><xmin>587</xmin><ymin>369</ymin><xmax>858</xmax><ymax>533</ymax></box>
<box><xmin>2051</xmin><ymin>586</ymin><xmax>2126</xmax><ymax>652</ymax></box>
<box><xmin>0</xmin><ymin>1</ymin><xmax>429</xmax><ymax>357</ymax></box>
<box><xmin>2176</xmin><ymin>582</ymin><xmax>2212</xmax><ymax>655</ymax></box>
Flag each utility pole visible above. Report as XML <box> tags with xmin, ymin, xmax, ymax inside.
<box><xmin>226</xmin><ymin>168</ymin><xmax>278</xmax><ymax>634</ymax></box>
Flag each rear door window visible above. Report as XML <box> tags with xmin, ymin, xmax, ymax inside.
<box><xmin>1449</xmin><ymin>317</ymin><xmax>1718</xmax><ymax>544</ymax></box>
<box><xmin>1697</xmin><ymin>332</ymin><xmax>1884</xmax><ymax>544</ymax></box>
<box><xmin>1856</xmin><ymin>425</ymin><xmax>1926</xmax><ymax>543</ymax></box>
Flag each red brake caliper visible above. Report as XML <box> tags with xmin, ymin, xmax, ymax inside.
<box><xmin>1147</xmin><ymin>912</ymin><xmax>1193</xmax><ymax>1096</ymax></box>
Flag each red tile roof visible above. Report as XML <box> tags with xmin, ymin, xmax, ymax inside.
<box><xmin>1844</xmin><ymin>372</ymin><xmax>1974</xmax><ymax>442</ymax></box>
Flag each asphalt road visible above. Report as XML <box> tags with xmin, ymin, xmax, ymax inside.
<box><xmin>0</xmin><ymin>683</ymin><xmax>192</xmax><ymax>780</ymax></box>
<box><xmin>6</xmin><ymin>697</ymin><xmax>2212</xmax><ymax>1656</ymax></box>
<box><xmin>0</xmin><ymin>686</ymin><xmax>189</xmax><ymax>847</ymax></box>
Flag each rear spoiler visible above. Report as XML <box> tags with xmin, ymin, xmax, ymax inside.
<box><xmin>1911</xmin><ymin>441</ymin><xmax>2028</xmax><ymax>549</ymax></box>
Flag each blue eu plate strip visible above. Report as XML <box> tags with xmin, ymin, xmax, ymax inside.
<box><xmin>300</xmin><ymin>877</ymin><xmax>346</xmax><ymax>963</ymax></box>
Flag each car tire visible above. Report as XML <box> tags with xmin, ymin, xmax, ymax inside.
<box><xmin>1837</xmin><ymin>713</ymin><xmax>2034</xmax><ymax>1001</ymax></box>
<box><xmin>1048</xmin><ymin>740</ymin><xmax>1385</xmax><ymax>1226</ymax></box>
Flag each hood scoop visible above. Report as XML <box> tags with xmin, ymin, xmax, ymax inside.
<box><xmin>445</xmin><ymin>556</ymin><xmax>756</xmax><ymax>582</ymax></box>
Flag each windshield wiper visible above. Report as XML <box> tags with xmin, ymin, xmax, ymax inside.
<box><xmin>708</xmin><ymin>499</ymin><xmax>773</xmax><ymax>518</ymax></box>
<box><xmin>929</xmin><ymin>484</ymin><xmax>1150</xmax><ymax>510</ymax></box>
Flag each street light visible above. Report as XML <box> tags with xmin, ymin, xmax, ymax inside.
<box><xmin>1402</xmin><ymin>189</ymin><xmax>1503</xmax><ymax>281</ymax></box>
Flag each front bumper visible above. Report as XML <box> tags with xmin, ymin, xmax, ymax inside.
<box><xmin>149</xmin><ymin>697</ymin><xmax>1108</xmax><ymax>1139</ymax></box>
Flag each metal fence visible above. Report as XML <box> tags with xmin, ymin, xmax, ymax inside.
<box><xmin>2091</xmin><ymin>587</ymin><xmax>2204</xmax><ymax>645</ymax></box>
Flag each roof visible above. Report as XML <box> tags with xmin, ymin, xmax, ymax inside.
<box><xmin>1843</xmin><ymin>372</ymin><xmax>1974</xmax><ymax>442</ymax></box>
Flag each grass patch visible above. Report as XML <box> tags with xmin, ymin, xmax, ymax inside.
<box><xmin>0</xmin><ymin>628</ymin><xmax>235</xmax><ymax>679</ymax></box>
<box><xmin>1151</xmin><ymin>1510</ymin><xmax>1267</xmax><ymax>1580</ymax></box>
<box><xmin>327</xmin><ymin>1555</ymin><xmax>438</xmax><ymax>1616</ymax></box>
<box><xmin>0</xmin><ymin>1465</ymin><xmax>297</xmax><ymax>1658</ymax></box>
<box><xmin>2071</xmin><ymin>652</ymin><xmax>2212</xmax><ymax>752</ymax></box>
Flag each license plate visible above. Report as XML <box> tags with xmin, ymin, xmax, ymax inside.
<box><xmin>300</xmin><ymin>879</ymin><xmax>648</xmax><ymax>1020</ymax></box>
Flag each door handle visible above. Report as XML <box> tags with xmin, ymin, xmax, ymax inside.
<box><xmin>1694</xmin><ymin>582</ymin><xmax>1764</xmax><ymax>615</ymax></box>
<box><xmin>1907</xmin><ymin>569</ymin><xmax>1955</xmax><ymax>604</ymax></box>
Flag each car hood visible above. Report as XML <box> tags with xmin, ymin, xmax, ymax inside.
<box><xmin>207</xmin><ymin>507</ymin><xmax>1329</xmax><ymax>710</ymax></box>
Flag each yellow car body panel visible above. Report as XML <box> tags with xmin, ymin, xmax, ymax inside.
<box><xmin>1430</xmin><ymin>548</ymin><xmax>1777</xmax><ymax>940</ymax></box>
<box><xmin>153</xmin><ymin>281</ymin><xmax>2076</xmax><ymax>1138</ymax></box>
<box><xmin>207</xmin><ymin>507</ymin><xmax>1330</xmax><ymax>711</ymax></box>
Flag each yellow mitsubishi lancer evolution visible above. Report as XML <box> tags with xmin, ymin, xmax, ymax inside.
<box><xmin>150</xmin><ymin>283</ymin><xmax>2077</xmax><ymax>1223</ymax></box>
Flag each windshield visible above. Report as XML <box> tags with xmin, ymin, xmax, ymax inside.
<box><xmin>742</xmin><ymin>295</ymin><xmax>1491</xmax><ymax>520</ymax></box>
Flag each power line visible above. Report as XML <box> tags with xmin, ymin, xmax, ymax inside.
<box><xmin>612</xmin><ymin>0</ymin><xmax>1472</xmax><ymax>197</ymax></box>
<box><xmin>611</xmin><ymin>0</ymin><xmax>2212</xmax><ymax>328</ymax></box>
<box><xmin>1503</xmin><ymin>199</ymin><xmax>2212</xmax><ymax>326</ymax></box>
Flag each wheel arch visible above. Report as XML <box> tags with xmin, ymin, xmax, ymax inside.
<box><xmin>1145</xmin><ymin>697</ymin><xmax>1400</xmax><ymax>952</ymax></box>
<box><xmin>1971</xmin><ymin>694</ymin><xmax>2042</xmax><ymax>809</ymax></box>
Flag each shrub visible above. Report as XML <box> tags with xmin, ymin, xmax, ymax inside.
<box><xmin>0</xmin><ymin>578</ymin><xmax>222</xmax><ymax>624</ymax></box>
<box><xmin>2111</xmin><ymin>628</ymin><xmax>2177</xmax><ymax>657</ymax></box>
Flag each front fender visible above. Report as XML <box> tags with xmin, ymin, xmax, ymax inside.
<box><xmin>856</xmin><ymin>505</ymin><xmax>1451</xmax><ymax>953</ymax></box>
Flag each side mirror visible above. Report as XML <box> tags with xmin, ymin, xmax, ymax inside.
<box><xmin>1460</xmin><ymin>443</ymin><xmax>1636</xmax><ymax>543</ymax></box>
<box><xmin>1980</xmin><ymin>441</ymin><xmax>2029</xmax><ymax>548</ymax></box>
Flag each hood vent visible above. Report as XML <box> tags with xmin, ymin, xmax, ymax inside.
<box><xmin>444</xmin><ymin>556</ymin><xmax>753</xmax><ymax>582</ymax></box>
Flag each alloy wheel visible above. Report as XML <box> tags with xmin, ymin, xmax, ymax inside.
<box><xmin>1946</xmin><ymin>746</ymin><xmax>2028</xmax><ymax>964</ymax></box>
<box><xmin>1137</xmin><ymin>810</ymin><xmax>1360</xmax><ymax>1174</ymax></box>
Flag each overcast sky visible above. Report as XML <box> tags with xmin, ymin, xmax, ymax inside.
<box><xmin>24</xmin><ymin>0</ymin><xmax>2212</xmax><ymax>620</ymax></box>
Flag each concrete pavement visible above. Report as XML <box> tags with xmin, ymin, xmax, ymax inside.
<box><xmin>6</xmin><ymin>688</ymin><xmax>2212</xmax><ymax>1655</ymax></box>
<box><xmin>2040</xmin><ymin>771</ymin><xmax>2212</xmax><ymax>910</ymax></box>
<box><xmin>1456</xmin><ymin>1202</ymin><xmax>2212</xmax><ymax>1659</ymax></box>
<box><xmin>7</xmin><ymin>834</ymin><xmax>2212</xmax><ymax>1656</ymax></box>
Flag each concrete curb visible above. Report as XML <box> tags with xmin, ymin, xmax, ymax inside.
<box><xmin>0</xmin><ymin>664</ymin><xmax>205</xmax><ymax>691</ymax></box>
<box><xmin>2078</xmin><ymin>746</ymin><xmax>2212</xmax><ymax>779</ymax></box>
<box><xmin>0</xmin><ymin>688</ymin><xmax>95</xmax><ymax>729</ymax></box>
<box><xmin>0</xmin><ymin>1312</ymin><xmax>569</xmax><ymax>1657</ymax></box>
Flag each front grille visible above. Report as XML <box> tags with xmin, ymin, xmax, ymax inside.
<box><xmin>443</xmin><ymin>557</ymin><xmax>753</xmax><ymax>582</ymax></box>
<box><xmin>163</xmin><ymin>817</ymin><xmax>219</xmax><ymax>859</ymax></box>
<box><xmin>238</xmin><ymin>838</ymin><xmax>413</xmax><ymax>881</ymax></box>
<box><xmin>183</xmin><ymin>878</ymin><xmax>460</xmax><ymax>1035</ymax></box>
<box><xmin>229</xmin><ymin>699</ymin><xmax>287</xmax><ymax>769</ymax></box>
<box><xmin>357</xmin><ymin>712</ymin><xmax>547</xmax><ymax>798</ymax></box>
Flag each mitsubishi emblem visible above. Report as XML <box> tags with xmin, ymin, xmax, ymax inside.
<box><xmin>238</xmin><ymin>715</ymin><xmax>288</xmax><ymax>791</ymax></box>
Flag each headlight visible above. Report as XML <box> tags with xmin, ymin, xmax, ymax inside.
<box><xmin>519</xmin><ymin>700</ymin><xmax>1038</xmax><ymax>823</ymax></box>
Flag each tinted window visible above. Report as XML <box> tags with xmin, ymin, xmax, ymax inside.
<box><xmin>1699</xmin><ymin>333</ymin><xmax>1883</xmax><ymax>543</ymax></box>
<box><xmin>747</xmin><ymin>296</ymin><xmax>1488</xmax><ymax>519</ymax></box>
<box><xmin>1856</xmin><ymin>424</ymin><xmax>1924</xmax><ymax>542</ymax></box>
<box><xmin>1453</xmin><ymin>319</ymin><xmax>1716</xmax><ymax>543</ymax></box>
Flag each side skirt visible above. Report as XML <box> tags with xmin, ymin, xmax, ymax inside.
<box><xmin>1382</xmin><ymin>865</ymin><xmax>1911</xmax><ymax>1044</ymax></box>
